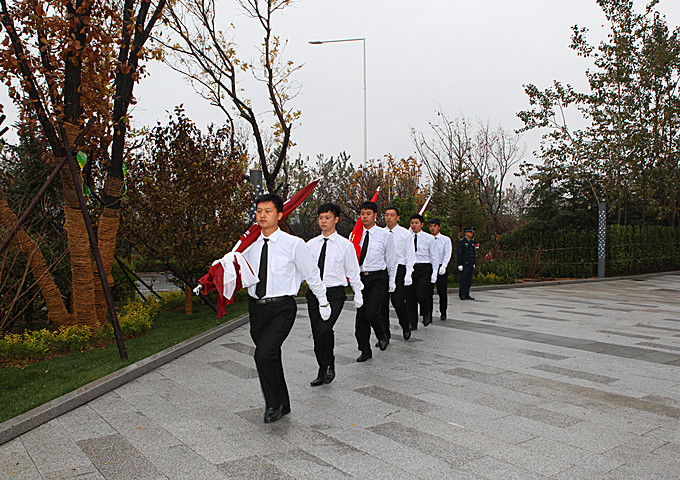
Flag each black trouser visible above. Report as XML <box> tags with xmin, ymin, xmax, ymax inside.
<box><xmin>435</xmin><ymin>267</ymin><xmax>448</xmax><ymax>316</ymax></box>
<box><xmin>355</xmin><ymin>270</ymin><xmax>388</xmax><ymax>354</ymax></box>
<box><xmin>384</xmin><ymin>264</ymin><xmax>410</xmax><ymax>333</ymax></box>
<box><xmin>306</xmin><ymin>286</ymin><xmax>346</xmax><ymax>374</ymax></box>
<box><xmin>459</xmin><ymin>263</ymin><xmax>474</xmax><ymax>299</ymax></box>
<box><xmin>249</xmin><ymin>296</ymin><xmax>296</xmax><ymax>410</ymax></box>
<box><xmin>408</xmin><ymin>263</ymin><xmax>433</xmax><ymax>328</ymax></box>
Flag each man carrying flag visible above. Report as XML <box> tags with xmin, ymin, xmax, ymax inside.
<box><xmin>354</xmin><ymin>201</ymin><xmax>397</xmax><ymax>362</ymax></box>
<box><xmin>306</xmin><ymin>203</ymin><xmax>363</xmax><ymax>387</ymax></box>
<box><xmin>242</xmin><ymin>193</ymin><xmax>331</xmax><ymax>424</ymax></box>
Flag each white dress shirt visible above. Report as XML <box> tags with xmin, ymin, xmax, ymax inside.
<box><xmin>432</xmin><ymin>233</ymin><xmax>453</xmax><ymax>269</ymax></box>
<box><xmin>307</xmin><ymin>231</ymin><xmax>363</xmax><ymax>300</ymax></box>
<box><xmin>243</xmin><ymin>228</ymin><xmax>328</xmax><ymax>305</ymax></box>
<box><xmin>359</xmin><ymin>225</ymin><xmax>397</xmax><ymax>289</ymax></box>
<box><xmin>384</xmin><ymin>224</ymin><xmax>415</xmax><ymax>283</ymax></box>
<box><xmin>413</xmin><ymin>230</ymin><xmax>439</xmax><ymax>283</ymax></box>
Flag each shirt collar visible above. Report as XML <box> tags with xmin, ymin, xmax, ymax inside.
<box><xmin>259</xmin><ymin>227</ymin><xmax>281</xmax><ymax>243</ymax></box>
<box><xmin>321</xmin><ymin>231</ymin><xmax>339</xmax><ymax>242</ymax></box>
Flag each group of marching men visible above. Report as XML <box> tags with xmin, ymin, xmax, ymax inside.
<box><xmin>206</xmin><ymin>192</ymin><xmax>476</xmax><ymax>424</ymax></box>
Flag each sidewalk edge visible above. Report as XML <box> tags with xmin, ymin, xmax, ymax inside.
<box><xmin>0</xmin><ymin>313</ymin><xmax>249</xmax><ymax>445</ymax></box>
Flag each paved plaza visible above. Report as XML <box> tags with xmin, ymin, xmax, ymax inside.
<box><xmin>2</xmin><ymin>274</ymin><xmax>680</xmax><ymax>479</ymax></box>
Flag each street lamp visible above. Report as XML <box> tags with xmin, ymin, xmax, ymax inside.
<box><xmin>309</xmin><ymin>37</ymin><xmax>367</xmax><ymax>164</ymax></box>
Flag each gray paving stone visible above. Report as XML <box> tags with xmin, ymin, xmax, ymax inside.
<box><xmin>77</xmin><ymin>434</ymin><xmax>164</xmax><ymax>480</ymax></box>
<box><xmin>353</xmin><ymin>385</ymin><xmax>435</xmax><ymax>414</ymax></box>
<box><xmin>368</xmin><ymin>421</ymin><xmax>484</xmax><ymax>467</ymax></box>
<box><xmin>5</xmin><ymin>274</ymin><xmax>680</xmax><ymax>479</ymax></box>
<box><xmin>217</xmin><ymin>455</ymin><xmax>296</xmax><ymax>479</ymax></box>
<box><xmin>530</xmin><ymin>363</ymin><xmax>619</xmax><ymax>384</ymax></box>
<box><xmin>210</xmin><ymin>359</ymin><xmax>259</xmax><ymax>379</ymax></box>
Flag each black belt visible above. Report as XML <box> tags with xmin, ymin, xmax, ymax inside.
<box><xmin>360</xmin><ymin>269</ymin><xmax>386</xmax><ymax>276</ymax></box>
<box><xmin>252</xmin><ymin>295</ymin><xmax>294</xmax><ymax>305</ymax></box>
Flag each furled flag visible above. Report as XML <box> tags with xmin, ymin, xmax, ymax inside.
<box><xmin>418</xmin><ymin>195</ymin><xmax>432</xmax><ymax>215</ymax></box>
<box><xmin>198</xmin><ymin>177</ymin><xmax>322</xmax><ymax>318</ymax></box>
<box><xmin>349</xmin><ymin>187</ymin><xmax>380</xmax><ymax>260</ymax></box>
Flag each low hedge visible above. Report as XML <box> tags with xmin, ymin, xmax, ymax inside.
<box><xmin>0</xmin><ymin>294</ymin><xmax>166</xmax><ymax>363</ymax></box>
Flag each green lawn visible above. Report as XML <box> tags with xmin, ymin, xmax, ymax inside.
<box><xmin>0</xmin><ymin>301</ymin><xmax>249</xmax><ymax>423</ymax></box>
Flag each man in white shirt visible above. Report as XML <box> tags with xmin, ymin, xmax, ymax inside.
<box><xmin>306</xmin><ymin>203</ymin><xmax>363</xmax><ymax>386</ymax></box>
<box><xmin>243</xmin><ymin>193</ymin><xmax>331</xmax><ymax>424</ymax></box>
<box><xmin>429</xmin><ymin>218</ymin><xmax>453</xmax><ymax>321</ymax></box>
<box><xmin>355</xmin><ymin>201</ymin><xmax>397</xmax><ymax>362</ymax></box>
<box><xmin>383</xmin><ymin>206</ymin><xmax>416</xmax><ymax>340</ymax></box>
<box><xmin>407</xmin><ymin>214</ymin><xmax>438</xmax><ymax>328</ymax></box>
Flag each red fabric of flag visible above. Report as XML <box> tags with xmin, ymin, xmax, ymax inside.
<box><xmin>349</xmin><ymin>187</ymin><xmax>380</xmax><ymax>260</ymax></box>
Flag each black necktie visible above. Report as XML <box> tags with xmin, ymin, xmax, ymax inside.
<box><xmin>359</xmin><ymin>231</ymin><xmax>369</xmax><ymax>266</ymax></box>
<box><xmin>318</xmin><ymin>238</ymin><xmax>328</xmax><ymax>280</ymax></box>
<box><xmin>414</xmin><ymin>234</ymin><xmax>418</xmax><ymax>252</ymax></box>
<box><xmin>256</xmin><ymin>238</ymin><xmax>269</xmax><ymax>298</ymax></box>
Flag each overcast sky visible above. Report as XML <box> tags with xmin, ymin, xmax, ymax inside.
<box><xmin>2</xmin><ymin>0</ymin><xmax>679</xmax><ymax>175</ymax></box>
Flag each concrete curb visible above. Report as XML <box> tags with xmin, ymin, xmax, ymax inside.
<box><xmin>2</xmin><ymin>270</ymin><xmax>678</xmax><ymax>445</ymax></box>
<box><xmin>0</xmin><ymin>313</ymin><xmax>249</xmax><ymax>446</ymax></box>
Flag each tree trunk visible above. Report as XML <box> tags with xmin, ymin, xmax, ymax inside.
<box><xmin>184</xmin><ymin>284</ymin><xmax>192</xmax><ymax>315</ymax></box>
<box><xmin>60</xmin><ymin>167</ymin><xmax>99</xmax><ymax>328</ymax></box>
<box><xmin>0</xmin><ymin>190</ymin><xmax>72</xmax><ymax>326</ymax></box>
<box><xmin>93</xmin><ymin>177</ymin><xmax>124</xmax><ymax>325</ymax></box>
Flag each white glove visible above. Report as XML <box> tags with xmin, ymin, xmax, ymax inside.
<box><xmin>438</xmin><ymin>265</ymin><xmax>446</xmax><ymax>275</ymax></box>
<box><xmin>458</xmin><ymin>265</ymin><xmax>463</xmax><ymax>272</ymax></box>
<box><xmin>354</xmin><ymin>296</ymin><xmax>363</xmax><ymax>309</ymax></box>
<box><xmin>404</xmin><ymin>276</ymin><xmax>412</xmax><ymax>286</ymax></box>
<box><xmin>320</xmin><ymin>304</ymin><xmax>331</xmax><ymax>321</ymax></box>
<box><xmin>193</xmin><ymin>284</ymin><xmax>202</xmax><ymax>295</ymax></box>
<box><xmin>388</xmin><ymin>282</ymin><xmax>396</xmax><ymax>293</ymax></box>
<box><xmin>431</xmin><ymin>277</ymin><xmax>437</xmax><ymax>284</ymax></box>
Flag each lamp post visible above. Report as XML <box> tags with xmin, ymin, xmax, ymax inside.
<box><xmin>309</xmin><ymin>37</ymin><xmax>367</xmax><ymax>164</ymax></box>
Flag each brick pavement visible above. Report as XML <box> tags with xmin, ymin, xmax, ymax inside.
<box><xmin>2</xmin><ymin>273</ymin><xmax>680</xmax><ymax>479</ymax></box>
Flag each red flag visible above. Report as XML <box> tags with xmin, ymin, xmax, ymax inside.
<box><xmin>232</xmin><ymin>177</ymin><xmax>322</xmax><ymax>253</ymax></box>
<box><xmin>349</xmin><ymin>187</ymin><xmax>380</xmax><ymax>260</ymax></box>
<box><xmin>199</xmin><ymin>178</ymin><xmax>322</xmax><ymax>318</ymax></box>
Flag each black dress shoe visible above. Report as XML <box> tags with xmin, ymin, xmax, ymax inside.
<box><xmin>324</xmin><ymin>366</ymin><xmax>335</xmax><ymax>384</ymax></box>
<box><xmin>466</xmin><ymin>296</ymin><xmax>475</xmax><ymax>300</ymax></box>
<box><xmin>378</xmin><ymin>337</ymin><xmax>389</xmax><ymax>351</ymax></box>
<box><xmin>310</xmin><ymin>368</ymin><xmax>325</xmax><ymax>386</ymax></box>
<box><xmin>264</xmin><ymin>405</ymin><xmax>283</xmax><ymax>423</ymax></box>
<box><xmin>403</xmin><ymin>329</ymin><xmax>411</xmax><ymax>340</ymax></box>
<box><xmin>423</xmin><ymin>316</ymin><xmax>432</xmax><ymax>326</ymax></box>
<box><xmin>356</xmin><ymin>352</ymin><xmax>372</xmax><ymax>362</ymax></box>
<box><xmin>440</xmin><ymin>314</ymin><xmax>447</xmax><ymax>321</ymax></box>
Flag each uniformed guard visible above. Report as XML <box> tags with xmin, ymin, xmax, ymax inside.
<box><xmin>456</xmin><ymin>226</ymin><xmax>476</xmax><ymax>300</ymax></box>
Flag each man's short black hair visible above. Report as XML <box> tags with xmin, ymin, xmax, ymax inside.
<box><xmin>359</xmin><ymin>201</ymin><xmax>378</xmax><ymax>213</ymax></box>
<box><xmin>255</xmin><ymin>193</ymin><xmax>284</xmax><ymax>213</ymax></box>
<box><xmin>410</xmin><ymin>213</ymin><xmax>424</xmax><ymax>223</ymax></box>
<box><xmin>318</xmin><ymin>202</ymin><xmax>341</xmax><ymax>217</ymax></box>
<box><xmin>385</xmin><ymin>206</ymin><xmax>400</xmax><ymax>216</ymax></box>
<box><xmin>428</xmin><ymin>217</ymin><xmax>441</xmax><ymax>226</ymax></box>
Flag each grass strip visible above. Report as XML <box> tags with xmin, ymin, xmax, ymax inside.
<box><xmin>0</xmin><ymin>301</ymin><xmax>248</xmax><ymax>423</ymax></box>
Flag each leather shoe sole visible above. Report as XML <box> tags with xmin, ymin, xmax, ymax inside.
<box><xmin>356</xmin><ymin>352</ymin><xmax>372</xmax><ymax>362</ymax></box>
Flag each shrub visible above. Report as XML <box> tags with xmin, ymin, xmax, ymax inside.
<box><xmin>0</xmin><ymin>297</ymin><xmax>161</xmax><ymax>363</ymax></box>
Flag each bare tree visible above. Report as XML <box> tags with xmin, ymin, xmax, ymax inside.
<box><xmin>411</xmin><ymin>110</ymin><xmax>525</xmax><ymax>233</ymax></box>
<box><xmin>160</xmin><ymin>0</ymin><xmax>301</xmax><ymax>193</ymax></box>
